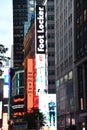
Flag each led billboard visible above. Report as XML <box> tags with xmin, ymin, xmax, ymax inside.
<box><xmin>36</xmin><ymin>54</ymin><xmax>47</xmax><ymax>95</ymax></box>
<box><xmin>35</xmin><ymin>5</ymin><xmax>47</xmax><ymax>95</ymax></box>
<box><xmin>11</xmin><ymin>95</ymin><xmax>25</xmax><ymax>118</ymax></box>
<box><xmin>39</xmin><ymin>94</ymin><xmax>57</xmax><ymax>130</ymax></box>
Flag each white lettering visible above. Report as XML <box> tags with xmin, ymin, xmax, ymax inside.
<box><xmin>37</xmin><ymin>6</ymin><xmax>45</xmax><ymax>53</ymax></box>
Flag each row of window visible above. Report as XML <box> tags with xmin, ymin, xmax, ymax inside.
<box><xmin>56</xmin><ymin>71</ymin><xmax>73</xmax><ymax>87</ymax></box>
<box><xmin>47</xmin><ymin>6</ymin><xmax>54</xmax><ymax>12</ymax></box>
<box><xmin>56</xmin><ymin>28</ymin><xmax>73</xmax><ymax>47</ymax></box>
<box><xmin>56</xmin><ymin>41</ymin><xmax>72</xmax><ymax>62</ymax></box>
<box><xmin>48</xmin><ymin>0</ymin><xmax>54</xmax><ymax>2</ymax></box>
<box><xmin>76</xmin><ymin>9</ymin><xmax>87</xmax><ymax>30</ymax></box>
<box><xmin>48</xmin><ymin>42</ymin><xmax>54</xmax><ymax>48</ymax></box>
<box><xmin>48</xmin><ymin>80</ymin><xmax>55</xmax><ymax>84</ymax></box>
<box><xmin>48</xmin><ymin>61</ymin><xmax>55</xmax><ymax>66</ymax></box>
<box><xmin>56</xmin><ymin>56</ymin><xmax>73</xmax><ymax>75</ymax></box>
<box><xmin>14</xmin><ymin>34</ymin><xmax>23</xmax><ymax>37</ymax></box>
<box><xmin>14</xmin><ymin>54</ymin><xmax>24</xmax><ymax>61</ymax></box>
<box><xmin>48</xmin><ymin>33</ymin><xmax>54</xmax><ymax>39</ymax></box>
<box><xmin>47</xmin><ymin>24</ymin><xmax>54</xmax><ymax>30</ymax></box>
<box><xmin>48</xmin><ymin>89</ymin><xmax>55</xmax><ymax>94</ymax></box>
<box><xmin>48</xmin><ymin>70</ymin><xmax>55</xmax><ymax>75</ymax></box>
<box><xmin>48</xmin><ymin>52</ymin><xmax>55</xmax><ymax>57</ymax></box>
<box><xmin>57</xmin><ymin>1</ymin><xmax>72</xmax><ymax>20</ymax></box>
<box><xmin>47</xmin><ymin>15</ymin><xmax>54</xmax><ymax>20</ymax></box>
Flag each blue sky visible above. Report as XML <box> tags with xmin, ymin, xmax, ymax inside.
<box><xmin>0</xmin><ymin>0</ymin><xmax>13</xmax><ymax>57</ymax></box>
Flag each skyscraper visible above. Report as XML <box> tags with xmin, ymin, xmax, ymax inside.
<box><xmin>55</xmin><ymin>0</ymin><xmax>75</xmax><ymax>129</ymax></box>
<box><xmin>74</xmin><ymin>0</ymin><xmax>87</xmax><ymax>129</ymax></box>
<box><xmin>13</xmin><ymin>0</ymin><xmax>27</xmax><ymax>67</ymax></box>
<box><xmin>45</xmin><ymin>0</ymin><xmax>56</xmax><ymax>93</ymax></box>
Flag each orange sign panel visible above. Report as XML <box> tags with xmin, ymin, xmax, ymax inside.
<box><xmin>27</xmin><ymin>58</ymin><xmax>34</xmax><ymax>112</ymax></box>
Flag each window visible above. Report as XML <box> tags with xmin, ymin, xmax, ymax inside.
<box><xmin>64</xmin><ymin>59</ymin><xmax>68</xmax><ymax>69</ymax></box>
<box><xmin>69</xmin><ymin>41</ymin><xmax>72</xmax><ymax>53</ymax></box>
<box><xmin>48</xmin><ymin>15</ymin><xmax>54</xmax><ymax>20</ymax></box>
<box><xmin>57</xmin><ymin>67</ymin><xmax>59</xmax><ymax>77</ymax></box>
<box><xmin>48</xmin><ymin>24</ymin><xmax>54</xmax><ymax>29</ymax></box>
<box><xmin>76</xmin><ymin>18</ymin><xmax>80</xmax><ymax>28</ymax></box>
<box><xmin>48</xmin><ymin>43</ymin><xmax>54</xmax><ymax>48</ymax></box>
<box><xmin>69</xmin><ymin>56</ymin><xmax>73</xmax><ymax>65</ymax></box>
<box><xmin>47</xmin><ymin>6</ymin><xmax>54</xmax><ymax>12</ymax></box>
<box><xmin>48</xmin><ymin>61</ymin><xmax>55</xmax><ymax>66</ymax></box>
<box><xmin>68</xmin><ymin>14</ymin><xmax>72</xmax><ymax>25</ymax></box>
<box><xmin>84</xmin><ymin>9</ymin><xmax>87</xmax><ymax>21</ymax></box>
<box><xmin>48</xmin><ymin>80</ymin><xmax>55</xmax><ymax>84</ymax></box>
<box><xmin>48</xmin><ymin>70</ymin><xmax>55</xmax><ymax>75</ymax></box>
<box><xmin>48</xmin><ymin>0</ymin><xmax>54</xmax><ymax>1</ymax></box>
<box><xmin>48</xmin><ymin>89</ymin><xmax>55</xmax><ymax>93</ymax></box>
<box><xmin>48</xmin><ymin>33</ymin><xmax>54</xmax><ymax>39</ymax></box>
<box><xmin>76</xmin><ymin>2</ymin><xmax>79</xmax><ymax>8</ymax></box>
<box><xmin>48</xmin><ymin>52</ymin><xmax>55</xmax><ymax>57</ymax></box>
<box><xmin>80</xmin><ymin>15</ymin><xmax>83</xmax><ymax>26</ymax></box>
<box><xmin>68</xmin><ymin>28</ymin><xmax>72</xmax><ymax>40</ymax></box>
<box><xmin>60</xmin><ymin>63</ymin><xmax>64</xmax><ymax>72</ymax></box>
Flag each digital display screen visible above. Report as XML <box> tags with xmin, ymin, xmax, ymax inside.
<box><xmin>36</xmin><ymin>54</ymin><xmax>47</xmax><ymax>95</ymax></box>
<box><xmin>39</xmin><ymin>94</ymin><xmax>57</xmax><ymax>130</ymax></box>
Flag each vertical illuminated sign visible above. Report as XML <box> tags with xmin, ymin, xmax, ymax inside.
<box><xmin>36</xmin><ymin>5</ymin><xmax>47</xmax><ymax>95</ymax></box>
<box><xmin>36</xmin><ymin>5</ymin><xmax>45</xmax><ymax>54</ymax></box>
<box><xmin>27</xmin><ymin>58</ymin><xmax>34</xmax><ymax>112</ymax></box>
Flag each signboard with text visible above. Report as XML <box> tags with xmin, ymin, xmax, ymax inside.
<box><xmin>11</xmin><ymin>95</ymin><xmax>25</xmax><ymax>118</ymax></box>
<box><xmin>36</xmin><ymin>5</ymin><xmax>45</xmax><ymax>54</ymax></box>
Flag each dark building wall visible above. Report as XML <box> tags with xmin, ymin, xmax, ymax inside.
<box><xmin>74</xmin><ymin>0</ymin><xmax>87</xmax><ymax>129</ymax></box>
<box><xmin>9</xmin><ymin>68</ymin><xmax>25</xmax><ymax>125</ymax></box>
<box><xmin>75</xmin><ymin>0</ymin><xmax>87</xmax><ymax>62</ymax></box>
<box><xmin>46</xmin><ymin>0</ymin><xmax>56</xmax><ymax>94</ymax></box>
<box><xmin>13</xmin><ymin>0</ymin><xmax>28</xmax><ymax>67</ymax></box>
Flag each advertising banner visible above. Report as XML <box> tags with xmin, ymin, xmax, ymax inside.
<box><xmin>36</xmin><ymin>54</ymin><xmax>47</xmax><ymax>95</ymax></box>
<box><xmin>36</xmin><ymin>5</ymin><xmax>45</xmax><ymax>54</ymax></box>
<box><xmin>27</xmin><ymin>58</ymin><xmax>34</xmax><ymax>112</ymax></box>
<box><xmin>11</xmin><ymin>95</ymin><xmax>25</xmax><ymax>118</ymax></box>
<box><xmin>39</xmin><ymin>94</ymin><xmax>57</xmax><ymax>130</ymax></box>
<box><xmin>35</xmin><ymin>5</ymin><xmax>47</xmax><ymax>95</ymax></box>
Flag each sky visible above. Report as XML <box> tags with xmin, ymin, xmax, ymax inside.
<box><xmin>0</xmin><ymin>0</ymin><xmax>13</xmax><ymax>57</ymax></box>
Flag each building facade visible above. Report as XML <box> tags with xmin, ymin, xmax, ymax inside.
<box><xmin>13</xmin><ymin>0</ymin><xmax>27</xmax><ymax>67</ymax></box>
<box><xmin>12</xmin><ymin>0</ymin><xmax>56</xmax><ymax>129</ymax></box>
<box><xmin>45</xmin><ymin>0</ymin><xmax>56</xmax><ymax>93</ymax></box>
<box><xmin>74</xmin><ymin>0</ymin><xmax>87</xmax><ymax>129</ymax></box>
<box><xmin>55</xmin><ymin>0</ymin><xmax>76</xmax><ymax>129</ymax></box>
<box><xmin>9</xmin><ymin>69</ymin><xmax>25</xmax><ymax>129</ymax></box>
